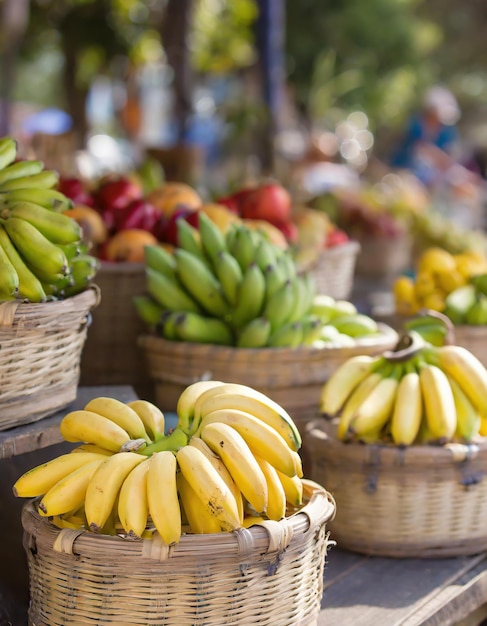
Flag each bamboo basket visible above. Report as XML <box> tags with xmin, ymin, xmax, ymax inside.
<box><xmin>355</xmin><ymin>233</ymin><xmax>413</xmax><ymax>282</ymax></box>
<box><xmin>305</xmin><ymin>419</ymin><xmax>487</xmax><ymax>558</ymax></box>
<box><xmin>22</xmin><ymin>481</ymin><xmax>335</xmax><ymax>626</ymax></box>
<box><xmin>0</xmin><ymin>287</ymin><xmax>99</xmax><ymax>431</ymax></box>
<box><xmin>138</xmin><ymin>324</ymin><xmax>398</xmax><ymax>427</ymax></box>
<box><xmin>300</xmin><ymin>241</ymin><xmax>361</xmax><ymax>299</ymax></box>
<box><xmin>79</xmin><ymin>262</ymin><xmax>152</xmax><ymax>398</ymax></box>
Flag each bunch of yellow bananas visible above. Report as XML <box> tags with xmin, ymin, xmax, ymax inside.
<box><xmin>13</xmin><ymin>382</ymin><xmax>305</xmax><ymax>543</ymax></box>
<box><xmin>134</xmin><ymin>214</ymin><xmax>323</xmax><ymax>348</ymax></box>
<box><xmin>0</xmin><ymin>135</ymin><xmax>99</xmax><ymax>302</ymax></box>
<box><xmin>320</xmin><ymin>340</ymin><xmax>487</xmax><ymax>446</ymax></box>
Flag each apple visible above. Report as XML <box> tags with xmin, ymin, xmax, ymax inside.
<box><xmin>113</xmin><ymin>198</ymin><xmax>160</xmax><ymax>232</ymax></box>
<box><xmin>57</xmin><ymin>176</ymin><xmax>94</xmax><ymax>207</ymax></box>
<box><xmin>325</xmin><ymin>229</ymin><xmax>350</xmax><ymax>248</ymax></box>
<box><xmin>275</xmin><ymin>220</ymin><xmax>299</xmax><ymax>244</ymax></box>
<box><xmin>239</xmin><ymin>183</ymin><xmax>292</xmax><ymax>225</ymax></box>
<box><xmin>95</xmin><ymin>176</ymin><xmax>143</xmax><ymax>212</ymax></box>
<box><xmin>163</xmin><ymin>208</ymin><xmax>200</xmax><ymax>246</ymax></box>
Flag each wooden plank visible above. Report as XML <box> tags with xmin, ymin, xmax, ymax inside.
<box><xmin>0</xmin><ymin>385</ymin><xmax>137</xmax><ymax>459</ymax></box>
<box><xmin>318</xmin><ymin>548</ymin><xmax>487</xmax><ymax>626</ymax></box>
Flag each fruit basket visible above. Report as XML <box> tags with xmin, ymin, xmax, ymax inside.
<box><xmin>0</xmin><ymin>286</ymin><xmax>99</xmax><ymax>431</ymax></box>
<box><xmin>305</xmin><ymin>419</ymin><xmax>487</xmax><ymax>558</ymax></box>
<box><xmin>298</xmin><ymin>240</ymin><xmax>360</xmax><ymax>300</ymax></box>
<box><xmin>138</xmin><ymin>324</ymin><xmax>398</xmax><ymax>426</ymax></box>
<box><xmin>22</xmin><ymin>479</ymin><xmax>335</xmax><ymax>626</ymax></box>
<box><xmin>355</xmin><ymin>233</ymin><xmax>413</xmax><ymax>281</ymax></box>
<box><xmin>79</xmin><ymin>261</ymin><xmax>152</xmax><ymax>397</ymax></box>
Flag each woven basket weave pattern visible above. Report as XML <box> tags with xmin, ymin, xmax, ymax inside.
<box><xmin>306</xmin><ymin>419</ymin><xmax>487</xmax><ymax>558</ymax></box>
<box><xmin>0</xmin><ymin>288</ymin><xmax>99</xmax><ymax>431</ymax></box>
<box><xmin>306</xmin><ymin>241</ymin><xmax>360</xmax><ymax>300</ymax></box>
<box><xmin>23</xmin><ymin>482</ymin><xmax>335</xmax><ymax>625</ymax></box>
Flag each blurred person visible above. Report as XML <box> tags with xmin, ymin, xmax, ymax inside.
<box><xmin>390</xmin><ymin>86</ymin><xmax>461</xmax><ymax>185</ymax></box>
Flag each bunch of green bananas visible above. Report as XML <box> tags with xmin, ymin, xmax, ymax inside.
<box><xmin>13</xmin><ymin>381</ymin><xmax>305</xmax><ymax>541</ymax></box>
<box><xmin>135</xmin><ymin>213</ymin><xmax>322</xmax><ymax>348</ymax></box>
<box><xmin>321</xmin><ymin>335</ymin><xmax>487</xmax><ymax>446</ymax></box>
<box><xmin>0</xmin><ymin>136</ymin><xmax>99</xmax><ymax>302</ymax></box>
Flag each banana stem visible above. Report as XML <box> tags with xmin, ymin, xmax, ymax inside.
<box><xmin>137</xmin><ymin>427</ymin><xmax>189</xmax><ymax>456</ymax></box>
<box><xmin>417</xmin><ymin>308</ymin><xmax>456</xmax><ymax>345</ymax></box>
<box><xmin>383</xmin><ymin>330</ymin><xmax>426</xmax><ymax>363</ymax></box>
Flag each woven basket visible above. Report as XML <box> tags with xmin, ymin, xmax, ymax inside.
<box><xmin>355</xmin><ymin>233</ymin><xmax>413</xmax><ymax>282</ymax></box>
<box><xmin>138</xmin><ymin>324</ymin><xmax>398</xmax><ymax>427</ymax></box>
<box><xmin>0</xmin><ymin>287</ymin><xmax>99</xmax><ymax>431</ymax></box>
<box><xmin>306</xmin><ymin>419</ymin><xmax>487</xmax><ymax>558</ymax></box>
<box><xmin>301</xmin><ymin>241</ymin><xmax>360</xmax><ymax>299</ymax></box>
<box><xmin>79</xmin><ymin>262</ymin><xmax>152</xmax><ymax>397</ymax></box>
<box><xmin>22</xmin><ymin>480</ymin><xmax>335</xmax><ymax>626</ymax></box>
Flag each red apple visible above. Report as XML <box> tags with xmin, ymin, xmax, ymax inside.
<box><xmin>58</xmin><ymin>177</ymin><xmax>94</xmax><ymax>207</ymax></box>
<box><xmin>113</xmin><ymin>199</ymin><xmax>160</xmax><ymax>232</ymax></box>
<box><xmin>239</xmin><ymin>183</ymin><xmax>292</xmax><ymax>225</ymax></box>
<box><xmin>325</xmin><ymin>229</ymin><xmax>350</xmax><ymax>248</ymax></box>
<box><xmin>275</xmin><ymin>220</ymin><xmax>299</xmax><ymax>244</ymax></box>
<box><xmin>163</xmin><ymin>208</ymin><xmax>200</xmax><ymax>246</ymax></box>
<box><xmin>95</xmin><ymin>177</ymin><xmax>143</xmax><ymax>212</ymax></box>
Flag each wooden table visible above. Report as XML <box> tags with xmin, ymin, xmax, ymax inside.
<box><xmin>3</xmin><ymin>386</ymin><xmax>487</xmax><ymax>626</ymax></box>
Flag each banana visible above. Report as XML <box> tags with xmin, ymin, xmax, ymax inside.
<box><xmin>253</xmin><ymin>455</ymin><xmax>287</xmax><ymax>521</ymax></box>
<box><xmin>390</xmin><ymin>363</ymin><xmax>423</xmax><ymax>446</ymax></box>
<box><xmin>214</xmin><ymin>250</ymin><xmax>243</xmax><ymax>307</ymax></box>
<box><xmin>176</xmin><ymin>380</ymin><xmax>225</xmax><ymax>435</ymax></box>
<box><xmin>85</xmin><ymin>452</ymin><xmax>146</xmax><ymax>532</ymax></box>
<box><xmin>62</xmin><ymin>254</ymin><xmax>99</xmax><ymax>297</ymax></box>
<box><xmin>139</xmin><ymin>426</ymin><xmax>189</xmax><ymax>456</ymax></box>
<box><xmin>291</xmin><ymin>450</ymin><xmax>304</xmax><ymax>478</ymax></box>
<box><xmin>433</xmin><ymin>345</ymin><xmax>487</xmax><ymax>415</ymax></box>
<box><xmin>196</xmin><ymin>408</ymin><xmax>297</xmax><ymax>476</ymax></box>
<box><xmin>176</xmin><ymin>218</ymin><xmax>208</xmax><ymax>264</ymax></box>
<box><xmin>0</xmin><ymin>160</ymin><xmax>44</xmax><ymax>186</ymax></box>
<box><xmin>276</xmin><ymin>250</ymin><xmax>297</xmax><ymax>282</ymax></box>
<box><xmin>320</xmin><ymin>355</ymin><xmax>380</xmax><ymax>417</ymax></box>
<box><xmin>6</xmin><ymin>201</ymin><xmax>82</xmax><ymax>244</ymax></box>
<box><xmin>191</xmin><ymin>382</ymin><xmax>301</xmax><ymax>450</ymax></box>
<box><xmin>159</xmin><ymin>310</ymin><xmax>181</xmax><ymax>340</ymax></box>
<box><xmin>329</xmin><ymin>313</ymin><xmax>379</xmax><ymax>338</ymax></box>
<box><xmin>336</xmin><ymin>371</ymin><xmax>384</xmax><ymax>441</ymax></box>
<box><xmin>144</xmin><ymin>244</ymin><xmax>177</xmax><ymax>278</ymax></box>
<box><xmin>188</xmin><ymin>436</ymin><xmax>244</xmax><ymax>523</ymax></box>
<box><xmin>118</xmin><ymin>458</ymin><xmax>150</xmax><ymax>538</ymax></box>
<box><xmin>59</xmin><ymin>410</ymin><xmax>132</xmax><ymax>452</ymax></box>
<box><xmin>127</xmin><ymin>400</ymin><xmax>166</xmax><ymax>442</ymax></box>
<box><xmin>236</xmin><ymin>316</ymin><xmax>272</xmax><ymax>348</ymax></box>
<box><xmin>3</xmin><ymin>216</ymin><xmax>69</xmax><ymax>277</ymax></box>
<box><xmin>200</xmin><ymin>421</ymin><xmax>268</xmax><ymax>514</ymax></box>
<box><xmin>301</xmin><ymin>314</ymin><xmax>323</xmax><ymax>346</ymax></box>
<box><xmin>3</xmin><ymin>187</ymin><xmax>73</xmax><ymax>212</ymax></box>
<box><xmin>133</xmin><ymin>295</ymin><xmax>164</xmax><ymax>329</ymax></box>
<box><xmin>419</xmin><ymin>363</ymin><xmax>457</xmax><ymax>441</ymax></box>
<box><xmin>276</xmin><ymin>470</ymin><xmax>303</xmax><ymax>508</ymax></box>
<box><xmin>243</xmin><ymin>515</ymin><xmax>266</xmax><ymax>528</ymax></box>
<box><xmin>13</xmin><ymin>451</ymin><xmax>110</xmax><ymax>498</ymax></box>
<box><xmin>174</xmin><ymin>248</ymin><xmax>230</xmax><ymax>317</ymax></box>
<box><xmin>348</xmin><ymin>364</ymin><xmax>402</xmax><ymax>440</ymax></box>
<box><xmin>146</xmin><ymin>266</ymin><xmax>201</xmax><ymax>313</ymax></box>
<box><xmin>447</xmin><ymin>374</ymin><xmax>481</xmax><ymax>442</ymax></box>
<box><xmin>84</xmin><ymin>397</ymin><xmax>151</xmax><ymax>443</ymax></box>
<box><xmin>229</xmin><ymin>226</ymin><xmax>257</xmax><ymax>272</ymax></box>
<box><xmin>0</xmin><ymin>241</ymin><xmax>19</xmax><ymax>298</ymax></box>
<box><xmin>147</xmin><ymin>450</ymin><xmax>181</xmax><ymax>546</ymax></box>
<box><xmin>70</xmin><ymin>444</ymin><xmax>114</xmax><ymax>456</ymax></box>
<box><xmin>268</xmin><ymin>320</ymin><xmax>304</xmax><ymax>348</ymax></box>
<box><xmin>177</xmin><ymin>472</ymin><xmax>222</xmax><ymax>534</ymax></box>
<box><xmin>176</xmin><ymin>444</ymin><xmax>241</xmax><ymax>530</ymax></box>
<box><xmin>174</xmin><ymin>311</ymin><xmax>234</xmax><ymax>345</ymax></box>
<box><xmin>0</xmin><ymin>170</ymin><xmax>59</xmax><ymax>192</ymax></box>
<box><xmin>263</xmin><ymin>279</ymin><xmax>295</xmax><ymax>332</ymax></box>
<box><xmin>198</xmin><ymin>211</ymin><xmax>227</xmax><ymax>263</ymax></box>
<box><xmin>0</xmin><ymin>137</ymin><xmax>17</xmax><ymax>170</ymax></box>
<box><xmin>230</xmin><ymin>262</ymin><xmax>266</xmax><ymax>329</ymax></box>
<box><xmin>0</xmin><ymin>223</ymin><xmax>46</xmax><ymax>302</ymax></box>
<box><xmin>263</xmin><ymin>263</ymin><xmax>287</xmax><ymax>301</ymax></box>
<box><xmin>38</xmin><ymin>458</ymin><xmax>104</xmax><ymax>517</ymax></box>
<box><xmin>254</xmin><ymin>239</ymin><xmax>278</xmax><ymax>273</ymax></box>
<box><xmin>58</xmin><ymin>241</ymin><xmax>83</xmax><ymax>261</ymax></box>
<box><xmin>287</xmin><ymin>275</ymin><xmax>313</xmax><ymax>323</ymax></box>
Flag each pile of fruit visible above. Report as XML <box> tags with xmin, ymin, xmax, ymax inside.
<box><xmin>135</xmin><ymin>213</ymin><xmax>380</xmax><ymax>348</ymax></box>
<box><xmin>13</xmin><ymin>381</ymin><xmax>305</xmax><ymax>542</ymax></box>
<box><xmin>320</xmin><ymin>333</ymin><xmax>487</xmax><ymax>445</ymax></box>
<box><xmin>0</xmin><ymin>136</ymin><xmax>99</xmax><ymax>302</ymax></box>
<box><xmin>393</xmin><ymin>247</ymin><xmax>487</xmax><ymax>319</ymax></box>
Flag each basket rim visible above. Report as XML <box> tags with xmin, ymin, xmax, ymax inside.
<box><xmin>22</xmin><ymin>479</ymin><xmax>335</xmax><ymax>560</ymax></box>
<box><xmin>306</xmin><ymin>418</ymin><xmax>487</xmax><ymax>468</ymax></box>
<box><xmin>319</xmin><ymin>239</ymin><xmax>361</xmax><ymax>259</ymax></box>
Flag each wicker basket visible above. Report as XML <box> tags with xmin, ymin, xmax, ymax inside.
<box><xmin>79</xmin><ymin>262</ymin><xmax>152</xmax><ymax>397</ymax></box>
<box><xmin>355</xmin><ymin>233</ymin><xmax>413</xmax><ymax>282</ymax></box>
<box><xmin>306</xmin><ymin>419</ymin><xmax>487</xmax><ymax>558</ymax></box>
<box><xmin>138</xmin><ymin>324</ymin><xmax>398</xmax><ymax>427</ymax></box>
<box><xmin>302</xmin><ymin>241</ymin><xmax>361</xmax><ymax>299</ymax></box>
<box><xmin>22</xmin><ymin>480</ymin><xmax>335</xmax><ymax>626</ymax></box>
<box><xmin>0</xmin><ymin>287</ymin><xmax>99</xmax><ymax>431</ymax></box>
